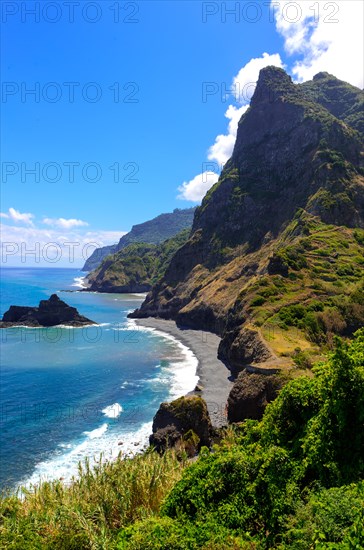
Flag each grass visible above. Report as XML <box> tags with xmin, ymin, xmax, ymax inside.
<box><xmin>0</xmin><ymin>449</ymin><xmax>186</xmax><ymax>549</ymax></box>
<box><xmin>244</xmin><ymin>215</ymin><xmax>364</xmax><ymax>361</ymax></box>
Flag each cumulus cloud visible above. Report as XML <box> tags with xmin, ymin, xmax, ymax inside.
<box><xmin>178</xmin><ymin>52</ymin><xmax>283</xmax><ymax>202</ymax></box>
<box><xmin>208</xmin><ymin>53</ymin><xmax>284</xmax><ymax>166</ymax></box>
<box><xmin>178</xmin><ymin>171</ymin><xmax>219</xmax><ymax>202</ymax></box>
<box><xmin>0</xmin><ymin>207</ymin><xmax>34</xmax><ymax>226</ymax></box>
<box><xmin>232</xmin><ymin>52</ymin><xmax>284</xmax><ymax>102</ymax></box>
<box><xmin>273</xmin><ymin>0</ymin><xmax>364</xmax><ymax>87</ymax></box>
<box><xmin>207</xmin><ymin>104</ymin><xmax>249</xmax><ymax>166</ymax></box>
<box><xmin>42</xmin><ymin>217</ymin><xmax>89</xmax><ymax>229</ymax></box>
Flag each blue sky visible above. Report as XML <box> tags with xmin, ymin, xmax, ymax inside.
<box><xmin>1</xmin><ymin>1</ymin><xmax>363</xmax><ymax>266</ymax></box>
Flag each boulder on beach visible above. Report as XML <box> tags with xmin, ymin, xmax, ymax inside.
<box><xmin>227</xmin><ymin>370</ymin><xmax>287</xmax><ymax>423</ymax></box>
<box><xmin>0</xmin><ymin>294</ymin><xmax>96</xmax><ymax>328</ymax></box>
<box><xmin>150</xmin><ymin>395</ymin><xmax>213</xmax><ymax>455</ymax></box>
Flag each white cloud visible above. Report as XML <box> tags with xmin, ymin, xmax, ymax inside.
<box><xmin>232</xmin><ymin>52</ymin><xmax>284</xmax><ymax>102</ymax></box>
<box><xmin>273</xmin><ymin>0</ymin><xmax>364</xmax><ymax>87</ymax></box>
<box><xmin>0</xmin><ymin>222</ymin><xmax>126</xmax><ymax>267</ymax></box>
<box><xmin>178</xmin><ymin>171</ymin><xmax>219</xmax><ymax>202</ymax></box>
<box><xmin>179</xmin><ymin>53</ymin><xmax>284</xmax><ymax>202</ymax></box>
<box><xmin>42</xmin><ymin>217</ymin><xmax>89</xmax><ymax>229</ymax></box>
<box><xmin>207</xmin><ymin>104</ymin><xmax>249</xmax><ymax>166</ymax></box>
<box><xmin>0</xmin><ymin>207</ymin><xmax>34</xmax><ymax>226</ymax></box>
<box><xmin>207</xmin><ymin>52</ymin><xmax>284</xmax><ymax>166</ymax></box>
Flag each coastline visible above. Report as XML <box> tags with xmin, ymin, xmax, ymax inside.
<box><xmin>134</xmin><ymin>318</ymin><xmax>234</xmax><ymax>428</ymax></box>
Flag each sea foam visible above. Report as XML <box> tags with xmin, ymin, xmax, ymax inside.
<box><xmin>20</xmin><ymin>316</ymin><xmax>198</xmax><ymax>491</ymax></box>
<box><xmin>126</xmin><ymin>317</ymin><xmax>199</xmax><ymax>399</ymax></box>
<box><xmin>102</xmin><ymin>403</ymin><xmax>123</xmax><ymax>418</ymax></box>
<box><xmin>72</xmin><ymin>276</ymin><xmax>88</xmax><ymax>289</ymax></box>
<box><xmin>21</xmin><ymin>421</ymin><xmax>152</xmax><ymax>490</ymax></box>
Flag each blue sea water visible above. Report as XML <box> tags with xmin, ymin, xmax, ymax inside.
<box><xmin>0</xmin><ymin>267</ymin><xmax>198</xmax><ymax>491</ymax></box>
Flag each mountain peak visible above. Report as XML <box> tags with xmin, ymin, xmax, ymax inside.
<box><xmin>259</xmin><ymin>65</ymin><xmax>291</xmax><ymax>82</ymax></box>
<box><xmin>251</xmin><ymin>66</ymin><xmax>294</xmax><ymax>105</ymax></box>
<box><xmin>313</xmin><ymin>71</ymin><xmax>332</xmax><ymax>80</ymax></box>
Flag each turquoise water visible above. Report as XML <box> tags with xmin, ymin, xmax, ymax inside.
<box><xmin>0</xmin><ymin>267</ymin><xmax>198</xmax><ymax>490</ymax></box>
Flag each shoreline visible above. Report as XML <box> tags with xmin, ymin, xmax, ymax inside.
<box><xmin>134</xmin><ymin>318</ymin><xmax>234</xmax><ymax>428</ymax></box>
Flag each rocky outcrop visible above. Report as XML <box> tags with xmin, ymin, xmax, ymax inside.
<box><xmin>227</xmin><ymin>370</ymin><xmax>287</xmax><ymax>423</ymax></box>
<box><xmin>218</xmin><ymin>327</ymin><xmax>274</xmax><ymax>373</ymax></box>
<box><xmin>150</xmin><ymin>395</ymin><xmax>213</xmax><ymax>455</ymax></box>
<box><xmin>0</xmin><ymin>294</ymin><xmax>96</xmax><ymax>328</ymax></box>
<box><xmin>82</xmin><ymin>208</ymin><xmax>196</xmax><ymax>272</ymax></box>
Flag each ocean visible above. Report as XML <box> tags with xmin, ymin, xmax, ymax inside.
<box><xmin>0</xmin><ymin>267</ymin><xmax>198</xmax><ymax>491</ymax></box>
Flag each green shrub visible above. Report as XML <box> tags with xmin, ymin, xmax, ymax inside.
<box><xmin>282</xmin><ymin>483</ymin><xmax>364</xmax><ymax>549</ymax></box>
<box><xmin>250</xmin><ymin>295</ymin><xmax>266</xmax><ymax>307</ymax></box>
<box><xmin>2</xmin><ymin>333</ymin><xmax>363</xmax><ymax>549</ymax></box>
<box><xmin>117</xmin><ymin>516</ymin><xmax>254</xmax><ymax>549</ymax></box>
<box><xmin>353</xmin><ymin>229</ymin><xmax>364</xmax><ymax>246</ymax></box>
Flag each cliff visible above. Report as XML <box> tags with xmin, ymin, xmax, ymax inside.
<box><xmin>130</xmin><ymin>67</ymin><xmax>364</xmax><ymax>372</ymax></box>
<box><xmin>82</xmin><ymin>208</ymin><xmax>196</xmax><ymax>272</ymax></box>
<box><xmin>86</xmin><ymin>229</ymin><xmax>190</xmax><ymax>293</ymax></box>
<box><xmin>0</xmin><ymin>294</ymin><xmax>96</xmax><ymax>328</ymax></box>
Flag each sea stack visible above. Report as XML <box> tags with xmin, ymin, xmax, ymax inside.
<box><xmin>0</xmin><ymin>294</ymin><xmax>96</xmax><ymax>328</ymax></box>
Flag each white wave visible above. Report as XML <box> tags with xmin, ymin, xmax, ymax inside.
<box><xmin>84</xmin><ymin>423</ymin><xmax>108</xmax><ymax>439</ymax></box>
<box><xmin>102</xmin><ymin>403</ymin><xmax>123</xmax><ymax>419</ymax></box>
<box><xmin>126</xmin><ymin>318</ymin><xmax>199</xmax><ymax>400</ymax></box>
<box><xmin>121</xmin><ymin>381</ymin><xmax>142</xmax><ymax>389</ymax></box>
<box><xmin>55</xmin><ymin>324</ymin><xmax>96</xmax><ymax>329</ymax></box>
<box><xmin>20</xmin><ymin>421</ymin><xmax>152</xmax><ymax>490</ymax></box>
<box><xmin>17</xmin><ymin>314</ymin><xmax>198</xmax><ymax>492</ymax></box>
<box><xmin>72</xmin><ymin>276</ymin><xmax>88</xmax><ymax>289</ymax></box>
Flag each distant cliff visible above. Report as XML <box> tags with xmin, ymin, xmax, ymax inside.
<box><xmin>86</xmin><ymin>229</ymin><xmax>190</xmax><ymax>293</ymax></box>
<box><xmin>82</xmin><ymin>208</ymin><xmax>196</xmax><ymax>272</ymax></box>
<box><xmin>131</xmin><ymin>67</ymin><xmax>364</xmax><ymax>371</ymax></box>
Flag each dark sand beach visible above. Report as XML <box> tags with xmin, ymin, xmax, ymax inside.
<box><xmin>134</xmin><ymin>318</ymin><xmax>234</xmax><ymax>427</ymax></box>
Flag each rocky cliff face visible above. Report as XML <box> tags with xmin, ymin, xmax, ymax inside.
<box><xmin>0</xmin><ymin>294</ymin><xmax>96</xmax><ymax>327</ymax></box>
<box><xmin>82</xmin><ymin>208</ymin><xmax>196</xmax><ymax>272</ymax></box>
<box><xmin>131</xmin><ymin>67</ymin><xmax>364</xmax><ymax>372</ymax></box>
<box><xmin>227</xmin><ymin>371</ymin><xmax>287</xmax><ymax>423</ymax></box>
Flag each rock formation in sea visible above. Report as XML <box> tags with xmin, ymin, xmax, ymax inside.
<box><xmin>0</xmin><ymin>294</ymin><xmax>96</xmax><ymax>328</ymax></box>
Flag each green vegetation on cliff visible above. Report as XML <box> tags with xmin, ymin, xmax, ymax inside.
<box><xmin>132</xmin><ymin>67</ymin><xmax>364</xmax><ymax>373</ymax></box>
<box><xmin>300</xmin><ymin>71</ymin><xmax>364</xmax><ymax>139</ymax></box>
<box><xmin>86</xmin><ymin>229</ymin><xmax>190</xmax><ymax>293</ymax></box>
<box><xmin>1</xmin><ymin>331</ymin><xmax>363</xmax><ymax>548</ymax></box>
<box><xmin>82</xmin><ymin>208</ymin><xmax>196</xmax><ymax>272</ymax></box>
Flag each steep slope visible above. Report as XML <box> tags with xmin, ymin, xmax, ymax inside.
<box><xmin>300</xmin><ymin>72</ymin><xmax>364</xmax><ymax>139</ymax></box>
<box><xmin>86</xmin><ymin>229</ymin><xmax>190</xmax><ymax>293</ymax></box>
<box><xmin>82</xmin><ymin>208</ymin><xmax>196</xmax><ymax>271</ymax></box>
<box><xmin>131</xmin><ymin>67</ymin><xmax>364</xmax><ymax>372</ymax></box>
